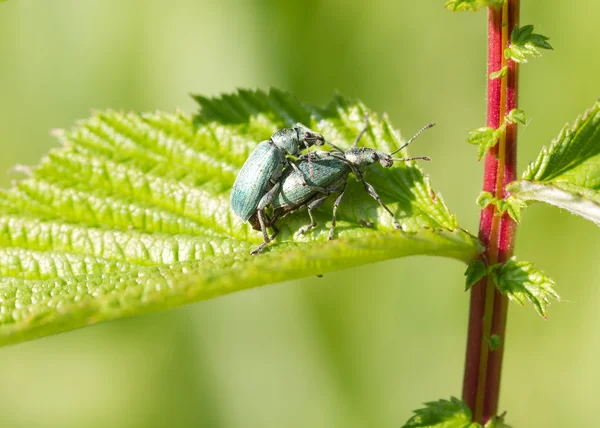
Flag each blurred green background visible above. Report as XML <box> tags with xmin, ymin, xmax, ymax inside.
<box><xmin>1</xmin><ymin>1</ymin><xmax>599</xmax><ymax>427</ymax></box>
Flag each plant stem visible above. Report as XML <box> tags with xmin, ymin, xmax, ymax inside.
<box><xmin>462</xmin><ymin>1</ymin><xmax>520</xmax><ymax>424</ymax></box>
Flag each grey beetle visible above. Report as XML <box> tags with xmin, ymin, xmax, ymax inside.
<box><xmin>230</xmin><ymin>123</ymin><xmax>326</xmax><ymax>246</ymax></box>
<box><xmin>249</xmin><ymin>120</ymin><xmax>434</xmax><ymax>254</ymax></box>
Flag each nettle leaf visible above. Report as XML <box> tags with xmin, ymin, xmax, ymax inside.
<box><xmin>476</xmin><ymin>191</ymin><xmax>527</xmax><ymax>223</ymax></box>
<box><xmin>467</xmin><ymin>124</ymin><xmax>506</xmax><ymax>160</ymax></box>
<box><xmin>505</xmin><ymin>25</ymin><xmax>553</xmax><ymax>63</ymax></box>
<box><xmin>485</xmin><ymin>414</ymin><xmax>512</xmax><ymax>428</ymax></box>
<box><xmin>505</xmin><ymin>108</ymin><xmax>527</xmax><ymax>126</ymax></box>
<box><xmin>489</xmin><ymin>66</ymin><xmax>508</xmax><ymax>80</ymax></box>
<box><xmin>508</xmin><ymin>101</ymin><xmax>600</xmax><ymax>226</ymax></box>
<box><xmin>487</xmin><ymin>334</ymin><xmax>502</xmax><ymax>351</ymax></box>
<box><xmin>0</xmin><ymin>89</ymin><xmax>480</xmax><ymax>346</ymax></box>
<box><xmin>491</xmin><ymin>256</ymin><xmax>559</xmax><ymax>318</ymax></box>
<box><xmin>403</xmin><ymin>397</ymin><xmax>481</xmax><ymax>428</ymax></box>
<box><xmin>467</xmin><ymin>109</ymin><xmax>526</xmax><ymax>161</ymax></box>
<box><xmin>445</xmin><ymin>0</ymin><xmax>504</xmax><ymax>12</ymax></box>
<box><xmin>464</xmin><ymin>258</ymin><xmax>501</xmax><ymax>290</ymax></box>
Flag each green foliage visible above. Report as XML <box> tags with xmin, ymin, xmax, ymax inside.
<box><xmin>403</xmin><ymin>397</ymin><xmax>481</xmax><ymax>428</ymax></box>
<box><xmin>476</xmin><ymin>192</ymin><xmax>496</xmax><ymax>210</ymax></box>
<box><xmin>505</xmin><ymin>25</ymin><xmax>553</xmax><ymax>63</ymax></box>
<box><xmin>491</xmin><ymin>256</ymin><xmax>559</xmax><ymax>318</ymax></box>
<box><xmin>464</xmin><ymin>258</ymin><xmax>501</xmax><ymax>289</ymax></box>
<box><xmin>489</xmin><ymin>66</ymin><xmax>507</xmax><ymax>80</ymax></box>
<box><xmin>487</xmin><ymin>334</ymin><xmax>502</xmax><ymax>351</ymax></box>
<box><xmin>508</xmin><ymin>101</ymin><xmax>600</xmax><ymax>226</ymax></box>
<box><xmin>467</xmin><ymin>124</ymin><xmax>506</xmax><ymax>160</ymax></box>
<box><xmin>467</xmin><ymin>109</ymin><xmax>527</xmax><ymax>161</ymax></box>
<box><xmin>505</xmin><ymin>109</ymin><xmax>527</xmax><ymax>126</ymax></box>
<box><xmin>476</xmin><ymin>191</ymin><xmax>527</xmax><ymax>223</ymax></box>
<box><xmin>0</xmin><ymin>89</ymin><xmax>480</xmax><ymax>347</ymax></box>
<box><xmin>485</xmin><ymin>414</ymin><xmax>512</xmax><ymax>428</ymax></box>
<box><xmin>444</xmin><ymin>0</ymin><xmax>504</xmax><ymax>12</ymax></box>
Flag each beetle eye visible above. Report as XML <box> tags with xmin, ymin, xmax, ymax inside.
<box><xmin>371</xmin><ymin>153</ymin><xmax>379</xmax><ymax>161</ymax></box>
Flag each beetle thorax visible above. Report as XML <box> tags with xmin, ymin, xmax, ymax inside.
<box><xmin>345</xmin><ymin>147</ymin><xmax>393</xmax><ymax>170</ymax></box>
<box><xmin>271</xmin><ymin>128</ymin><xmax>301</xmax><ymax>155</ymax></box>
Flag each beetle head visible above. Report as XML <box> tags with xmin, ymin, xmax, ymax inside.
<box><xmin>345</xmin><ymin>147</ymin><xmax>430</xmax><ymax>172</ymax></box>
<box><xmin>345</xmin><ymin>148</ymin><xmax>394</xmax><ymax>169</ymax></box>
<box><xmin>270</xmin><ymin>124</ymin><xmax>324</xmax><ymax>156</ymax></box>
<box><xmin>295</xmin><ymin>123</ymin><xmax>325</xmax><ymax>149</ymax></box>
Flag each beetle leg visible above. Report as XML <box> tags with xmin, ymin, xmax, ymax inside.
<box><xmin>251</xmin><ymin>182</ymin><xmax>282</xmax><ymax>255</ymax></box>
<box><xmin>299</xmin><ymin>194</ymin><xmax>331</xmax><ymax>235</ymax></box>
<box><xmin>360</xmin><ymin>179</ymin><xmax>401</xmax><ymax>229</ymax></box>
<box><xmin>328</xmin><ymin>182</ymin><xmax>348</xmax><ymax>240</ymax></box>
<box><xmin>269</xmin><ymin>221</ymin><xmax>279</xmax><ymax>241</ymax></box>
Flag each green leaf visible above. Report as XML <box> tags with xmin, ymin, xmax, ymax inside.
<box><xmin>403</xmin><ymin>397</ymin><xmax>481</xmax><ymax>428</ymax></box>
<box><xmin>508</xmin><ymin>101</ymin><xmax>600</xmax><ymax>226</ymax></box>
<box><xmin>465</xmin><ymin>260</ymin><xmax>489</xmax><ymax>289</ymax></box>
<box><xmin>476</xmin><ymin>191</ymin><xmax>495</xmax><ymax>209</ymax></box>
<box><xmin>445</xmin><ymin>0</ymin><xmax>504</xmax><ymax>12</ymax></box>
<box><xmin>476</xmin><ymin>192</ymin><xmax>526</xmax><ymax>223</ymax></box>
<box><xmin>0</xmin><ymin>89</ymin><xmax>481</xmax><ymax>346</ymax></box>
<box><xmin>487</xmin><ymin>334</ymin><xmax>502</xmax><ymax>351</ymax></box>
<box><xmin>467</xmin><ymin>110</ymin><xmax>525</xmax><ymax>160</ymax></box>
<box><xmin>505</xmin><ymin>25</ymin><xmax>553</xmax><ymax>63</ymax></box>
<box><xmin>464</xmin><ymin>259</ymin><xmax>501</xmax><ymax>290</ymax></box>
<box><xmin>505</xmin><ymin>109</ymin><xmax>527</xmax><ymax>126</ymax></box>
<box><xmin>491</xmin><ymin>256</ymin><xmax>560</xmax><ymax>318</ymax></box>
<box><xmin>494</xmin><ymin>196</ymin><xmax>527</xmax><ymax>223</ymax></box>
<box><xmin>467</xmin><ymin>124</ymin><xmax>506</xmax><ymax>160</ymax></box>
<box><xmin>489</xmin><ymin>66</ymin><xmax>508</xmax><ymax>80</ymax></box>
<box><xmin>485</xmin><ymin>414</ymin><xmax>512</xmax><ymax>428</ymax></box>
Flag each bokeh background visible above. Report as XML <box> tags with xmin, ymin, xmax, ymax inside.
<box><xmin>1</xmin><ymin>1</ymin><xmax>598</xmax><ymax>427</ymax></box>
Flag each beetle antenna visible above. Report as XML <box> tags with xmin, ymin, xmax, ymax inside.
<box><xmin>352</xmin><ymin>113</ymin><xmax>370</xmax><ymax>148</ymax></box>
<box><xmin>390</xmin><ymin>123</ymin><xmax>435</xmax><ymax>156</ymax></box>
<box><xmin>324</xmin><ymin>141</ymin><xmax>345</xmax><ymax>153</ymax></box>
<box><xmin>392</xmin><ymin>156</ymin><xmax>431</xmax><ymax>162</ymax></box>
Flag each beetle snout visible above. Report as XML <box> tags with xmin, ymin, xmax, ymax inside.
<box><xmin>380</xmin><ymin>156</ymin><xmax>394</xmax><ymax>168</ymax></box>
<box><xmin>305</xmin><ymin>132</ymin><xmax>325</xmax><ymax>146</ymax></box>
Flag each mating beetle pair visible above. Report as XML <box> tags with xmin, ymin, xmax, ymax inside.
<box><xmin>231</xmin><ymin>118</ymin><xmax>433</xmax><ymax>255</ymax></box>
<box><xmin>230</xmin><ymin>123</ymin><xmax>327</xmax><ymax>249</ymax></box>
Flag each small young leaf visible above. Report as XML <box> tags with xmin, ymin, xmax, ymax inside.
<box><xmin>491</xmin><ymin>256</ymin><xmax>560</xmax><ymax>318</ymax></box>
<box><xmin>476</xmin><ymin>191</ymin><xmax>495</xmax><ymax>209</ymax></box>
<box><xmin>485</xmin><ymin>414</ymin><xmax>512</xmax><ymax>428</ymax></box>
<box><xmin>0</xmin><ymin>89</ymin><xmax>481</xmax><ymax>346</ymax></box>
<box><xmin>403</xmin><ymin>397</ymin><xmax>481</xmax><ymax>428</ymax></box>
<box><xmin>445</xmin><ymin>0</ymin><xmax>504</xmax><ymax>12</ymax></box>
<box><xmin>505</xmin><ymin>25</ymin><xmax>553</xmax><ymax>63</ymax></box>
<box><xmin>487</xmin><ymin>334</ymin><xmax>502</xmax><ymax>351</ymax></box>
<box><xmin>494</xmin><ymin>196</ymin><xmax>527</xmax><ymax>223</ymax></box>
<box><xmin>476</xmin><ymin>192</ymin><xmax>526</xmax><ymax>223</ymax></box>
<box><xmin>489</xmin><ymin>66</ymin><xmax>508</xmax><ymax>80</ymax></box>
<box><xmin>505</xmin><ymin>109</ymin><xmax>527</xmax><ymax>126</ymax></box>
<box><xmin>465</xmin><ymin>260</ymin><xmax>489</xmax><ymax>289</ymax></box>
<box><xmin>467</xmin><ymin>124</ymin><xmax>506</xmax><ymax>160</ymax></box>
<box><xmin>508</xmin><ymin>101</ymin><xmax>600</xmax><ymax>226</ymax></box>
<box><xmin>464</xmin><ymin>259</ymin><xmax>501</xmax><ymax>290</ymax></box>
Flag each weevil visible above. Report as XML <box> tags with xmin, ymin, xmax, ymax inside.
<box><xmin>249</xmin><ymin>120</ymin><xmax>434</xmax><ymax>254</ymax></box>
<box><xmin>230</xmin><ymin>123</ymin><xmax>326</xmax><ymax>246</ymax></box>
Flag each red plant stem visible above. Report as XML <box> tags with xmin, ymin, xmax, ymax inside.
<box><xmin>462</xmin><ymin>1</ymin><xmax>519</xmax><ymax>424</ymax></box>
